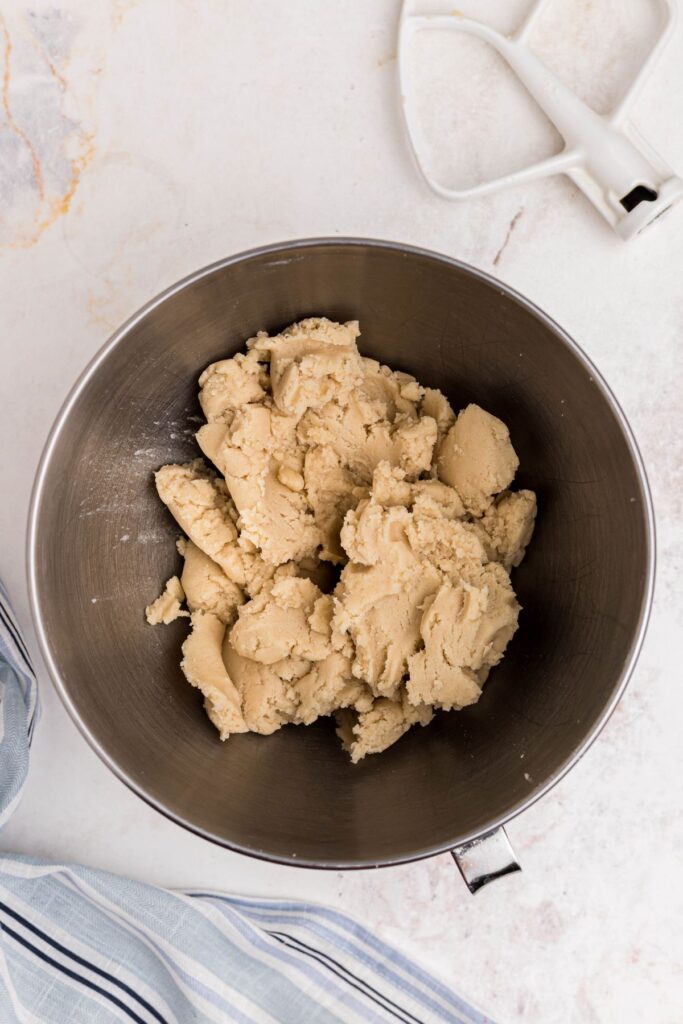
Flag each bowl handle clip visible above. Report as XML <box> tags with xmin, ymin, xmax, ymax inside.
<box><xmin>451</xmin><ymin>827</ymin><xmax>521</xmax><ymax>893</ymax></box>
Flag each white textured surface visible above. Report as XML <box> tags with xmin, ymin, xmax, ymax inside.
<box><xmin>1</xmin><ymin>2</ymin><xmax>682</xmax><ymax>1021</ymax></box>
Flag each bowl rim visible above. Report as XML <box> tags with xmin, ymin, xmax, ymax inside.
<box><xmin>27</xmin><ymin>236</ymin><xmax>656</xmax><ymax>869</ymax></box>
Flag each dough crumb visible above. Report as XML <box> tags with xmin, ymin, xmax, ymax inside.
<box><xmin>145</xmin><ymin>576</ymin><xmax>189</xmax><ymax>624</ymax></box>
<box><xmin>149</xmin><ymin>318</ymin><xmax>537</xmax><ymax>761</ymax></box>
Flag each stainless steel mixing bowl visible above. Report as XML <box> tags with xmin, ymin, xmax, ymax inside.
<box><xmin>28</xmin><ymin>239</ymin><xmax>654</xmax><ymax>871</ymax></box>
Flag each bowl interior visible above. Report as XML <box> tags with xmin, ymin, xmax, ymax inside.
<box><xmin>30</xmin><ymin>241</ymin><xmax>652</xmax><ymax>866</ymax></box>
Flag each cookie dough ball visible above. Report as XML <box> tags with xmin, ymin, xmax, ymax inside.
<box><xmin>438</xmin><ymin>404</ymin><xmax>519</xmax><ymax>515</ymax></box>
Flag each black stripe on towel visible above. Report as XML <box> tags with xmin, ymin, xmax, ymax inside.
<box><xmin>0</xmin><ymin>901</ymin><xmax>166</xmax><ymax>1024</ymax></box>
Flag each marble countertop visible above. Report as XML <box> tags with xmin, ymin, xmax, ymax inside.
<box><xmin>1</xmin><ymin>2</ymin><xmax>682</xmax><ymax>1020</ymax></box>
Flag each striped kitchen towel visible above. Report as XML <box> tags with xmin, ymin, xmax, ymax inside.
<box><xmin>0</xmin><ymin>579</ymin><xmax>38</xmax><ymax>830</ymax></box>
<box><xmin>0</xmin><ymin>582</ymin><xmax>494</xmax><ymax>1024</ymax></box>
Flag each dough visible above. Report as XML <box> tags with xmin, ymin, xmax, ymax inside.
<box><xmin>336</xmin><ymin>693</ymin><xmax>433</xmax><ymax>764</ymax></box>
<box><xmin>405</xmin><ymin>565</ymin><xmax>519</xmax><ymax>710</ymax></box>
<box><xmin>332</xmin><ymin>463</ymin><xmax>516</xmax><ymax>703</ymax></box>
<box><xmin>221</xmin><ymin>637</ymin><xmax>301</xmax><ymax>735</ymax></box>
<box><xmin>230</xmin><ymin>577</ymin><xmax>332</xmax><ymax>665</ymax></box>
<box><xmin>148</xmin><ymin>317</ymin><xmax>536</xmax><ymax>760</ymax></box>
<box><xmin>294</xmin><ymin>652</ymin><xmax>373</xmax><ymax>726</ymax></box>
<box><xmin>154</xmin><ymin>460</ymin><xmax>239</xmax><ymax>575</ymax></box>
<box><xmin>145</xmin><ymin>576</ymin><xmax>189</xmax><ymax>625</ymax></box>
<box><xmin>155</xmin><ymin>459</ymin><xmax>279</xmax><ymax>593</ymax></box>
<box><xmin>181</xmin><ymin>611</ymin><xmax>247</xmax><ymax>739</ymax></box>
<box><xmin>438</xmin><ymin>404</ymin><xmax>519</xmax><ymax>515</ymax></box>
<box><xmin>196</xmin><ymin>407</ymin><xmax>321</xmax><ymax>566</ymax></box>
<box><xmin>249</xmin><ymin>317</ymin><xmax>364</xmax><ymax>417</ymax></box>
<box><xmin>421</xmin><ymin>387</ymin><xmax>455</xmax><ymax>443</ymax></box>
<box><xmin>179</xmin><ymin>539</ymin><xmax>244</xmax><ymax>624</ymax></box>
<box><xmin>194</xmin><ymin>320</ymin><xmax>440</xmax><ymax>567</ymax></box>
<box><xmin>473</xmin><ymin>489</ymin><xmax>537</xmax><ymax>569</ymax></box>
<box><xmin>198</xmin><ymin>348</ymin><xmax>268</xmax><ymax>422</ymax></box>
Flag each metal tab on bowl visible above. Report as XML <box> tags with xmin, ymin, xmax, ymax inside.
<box><xmin>451</xmin><ymin>827</ymin><xmax>521</xmax><ymax>893</ymax></box>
